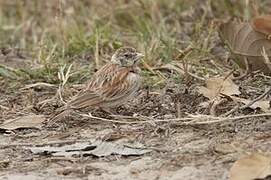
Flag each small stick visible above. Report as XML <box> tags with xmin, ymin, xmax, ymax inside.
<box><xmin>189</xmin><ymin>113</ymin><xmax>271</xmax><ymax>125</ymax></box>
<box><xmin>0</xmin><ymin>104</ymin><xmax>9</xmax><ymax>110</ymax></box>
<box><xmin>209</xmin><ymin>98</ymin><xmax>225</xmax><ymax>116</ymax></box>
<box><xmin>80</xmin><ymin>112</ymin><xmax>271</xmax><ymax>125</ymax></box>
<box><xmin>176</xmin><ymin>102</ymin><xmax>181</xmax><ymax>118</ymax></box>
<box><xmin>222</xmin><ymin>105</ymin><xmax>239</xmax><ymax>117</ymax></box>
<box><xmin>21</xmin><ymin>82</ymin><xmax>56</xmax><ymax>90</ymax></box>
<box><xmin>222</xmin><ymin>87</ymin><xmax>271</xmax><ymax>117</ymax></box>
<box><xmin>240</xmin><ymin>87</ymin><xmax>271</xmax><ymax>110</ymax></box>
<box><xmin>95</xmin><ymin>31</ymin><xmax>100</xmax><ymax>69</ymax></box>
<box><xmin>81</xmin><ymin>113</ymin><xmax>136</xmax><ymax>124</ymax></box>
<box><xmin>262</xmin><ymin>47</ymin><xmax>271</xmax><ymax>72</ymax></box>
<box><xmin>175</xmin><ymin>63</ymin><xmax>205</xmax><ymax>81</ymax></box>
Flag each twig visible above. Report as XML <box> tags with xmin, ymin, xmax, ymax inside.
<box><xmin>45</xmin><ymin>43</ymin><xmax>57</xmax><ymax>62</ymax></box>
<box><xmin>80</xmin><ymin>112</ymin><xmax>271</xmax><ymax>125</ymax></box>
<box><xmin>176</xmin><ymin>102</ymin><xmax>181</xmax><ymax>118</ymax></box>
<box><xmin>223</xmin><ymin>70</ymin><xmax>235</xmax><ymax>81</ymax></box>
<box><xmin>210</xmin><ymin>98</ymin><xmax>225</xmax><ymax>116</ymax></box>
<box><xmin>81</xmin><ymin>113</ymin><xmax>191</xmax><ymax>124</ymax></box>
<box><xmin>262</xmin><ymin>47</ymin><xmax>271</xmax><ymax>72</ymax></box>
<box><xmin>95</xmin><ymin>31</ymin><xmax>100</xmax><ymax>69</ymax></box>
<box><xmin>232</xmin><ymin>57</ymin><xmax>251</xmax><ymax>80</ymax></box>
<box><xmin>142</xmin><ymin>60</ymin><xmax>166</xmax><ymax>81</ymax></box>
<box><xmin>80</xmin><ymin>113</ymin><xmax>143</xmax><ymax>124</ymax></box>
<box><xmin>240</xmin><ymin>87</ymin><xmax>271</xmax><ymax>110</ymax></box>
<box><xmin>0</xmin><ymin>104</ymin><xmax>9</xmax><ymax>110</ymax></box>
<box><xmin>155</xmin><ymin>63</ymin><xmax>205</xmax><ymax>81</ymax></box>
<box><xmin>222</xmin><ymin>87</ymin><xmax>271</xmax><ymax>117</ymax></box>
<box><xmin>222</xmin><ymin>105</ymin><xmax>239</xmax><ymax>117</ymax></box>
<box><xmin>189</xmin><ymin>113</ymin><xmax>271</xmax><ymax>125</ymax></box>
<box><xmin>176</xmin><ymin>45</ymin><xmax>193</xmax><ymax>59</ymax></box>
<box><xmin>175</xmin><ymin>63</ymin><xmax>205</xmax><ymax>81</ymax></box>
<box><xmin>57</xmin><ymin>86</ymin><xmax>65</xmax><ymax>104</ymax></box>
<box><xmin>21</xmin><ymin>82</ymin><xmax>56</xmax><ymax>90</ymax></box>
<box><xmin>255</xmin><ymin>73</ymin><xmax>271</xmax><ymax>79</ymax></box>
<box><xmin>111</xmin><ymin>114</ymin><xmax>155</xmax><ymax>121</ymax></box>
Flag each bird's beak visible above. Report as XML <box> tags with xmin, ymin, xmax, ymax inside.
<box><xmin>135</xmin><ymin>53</ymin><xmax>144</xmax><ymax>61</ymax></box>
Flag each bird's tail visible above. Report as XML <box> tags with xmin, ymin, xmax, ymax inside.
<box><xmin>48</xmin><ymin>107</ymin><xmax>72</xmax><ymax>125</ymax></box>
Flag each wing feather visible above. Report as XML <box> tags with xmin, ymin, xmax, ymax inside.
<box><xmin>67</xmin><ymin>63</ymin><xmax>140</xmax><ymax>109</ymax></box>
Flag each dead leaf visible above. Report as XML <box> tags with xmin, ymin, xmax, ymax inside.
<box><xmin>219</xmin><ymin>20</ymin><xmax>271</xmax><ymax>75</ymax></box>
<box><xmin>229</xmin><ymin>153</ymin><xmax>271</xmax><ymax>180</ymax></box>
<box><xmin>25</xmin><ymin>140</ymin><xmax>151</xmax><ymax>157</ymax></box>
<box><xmin>198</xmin><ymin>76</ymin><xmax>240</xmax><ymax>101</ymax></box>
<box><xmin>231</xmin><ymin>96</ymin><xmax>271</xmax><ymax>113</ymax></box>
<box><xmin>252</xmin><ymin>15</ymin><xmax>271</xmax><ymax>36</ymax></box>
<box><xmin>0</xmin><ymin>115</ymin><xmax>46</xmax><ymax>130</ymax></box>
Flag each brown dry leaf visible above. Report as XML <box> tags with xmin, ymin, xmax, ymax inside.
<box><xmin>0</xmin><ymin>115</ymin><xmax>46</xmax><ymax>130</ymax></box>
<box><xmin>229</xmin><ymin>153</ymin><xmax>271</xmax><ymax>180</ymax></box>
<box><xmin>219</xmin><ymin>20</ymin><xmax>271</xmax><ymax>75</ymax></box>
<box><xmin>198</xmin><ymin>76</ymin><xmax>241</xmax><ymax>101</ymax></box>
<box><xmin>231</xmin><ymin>96</ymin><xmax>271</xmax><ymax>113</ymax></box>
<box><xmin>252</xmin><ymin>15</ymin><xmax>271</xmax><ymax>36</ymax></box>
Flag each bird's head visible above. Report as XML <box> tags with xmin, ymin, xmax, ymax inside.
<box><xmin>111</xmin><ymin>47</ymin><xmax>144</xmax><ymax>67</ymax></box>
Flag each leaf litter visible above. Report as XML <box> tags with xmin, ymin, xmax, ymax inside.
<box><xmin>198</xmin><ymin>75</ymin><xmax>271</xmax><ymax>114</ymax></box>
<box><xmin>198</xmin><ymin>75</ymin><xmax>241</xmax><ymax>101</ymax></box>
<box><xmin>0</xmin><ymin>115</ymin><xmax>46</xmax><ymax>130</ymax></box>
<box><xmin>1</xmin><ymin>2</ymin><xmax>271</xmax><ymax>180</ymax></box>
<box><xmin>231</xmin><ymin>96</ymin><xmax>271</xmax><ymax>113</ymax></box>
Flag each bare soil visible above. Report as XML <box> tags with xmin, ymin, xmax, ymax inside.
<box><xmin>0</xmin><ymin>71</ymin><xmax>270</xmax><ymax>180</ymax></box>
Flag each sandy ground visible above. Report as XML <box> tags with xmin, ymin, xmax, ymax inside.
<box><xmin>0</xmin><ymin>83</ymin><xmax>270</xmax><ymax>180</ymax></box>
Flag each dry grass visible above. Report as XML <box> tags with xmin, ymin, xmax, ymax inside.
<box><xmin>0</xmin><ymin>0</ymin><xmax>267</xmax><ymax>85</ymax></box>
<box><xmin>0</xmin><ymin>0</ymin><xmax>271</xmax><ymax>179</ymax></box>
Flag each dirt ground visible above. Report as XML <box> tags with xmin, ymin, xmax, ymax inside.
<box><xmin>0</xmin><ymin>74</ymin><xmax>270</xmax><ymax>179</ymax></box>
<box><xmin>0</xmin><ymin>0</ymin><xmax>271</xmax><ymax>180</ymax></box>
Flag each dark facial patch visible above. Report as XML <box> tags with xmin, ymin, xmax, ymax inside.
<box><xmin>123</xmin><ymin>53</ymin><xmax>132</xmax><ymax>58</ymax></box>
<box><xmin>113</xmin><ymin>47</ymin><xmax>140</xmax><ymax>67</ymax></box>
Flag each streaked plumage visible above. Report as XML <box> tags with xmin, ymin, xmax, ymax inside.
<box><xmin>51</xmin><ymin>47</ymin><xmax>143</xmax><ymax>121</ymax></box>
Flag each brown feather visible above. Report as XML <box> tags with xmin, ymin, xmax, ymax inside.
<box><xmin>51</xmin><ymin>47</ymin><xmax>142</xmax><ymax>122</ymax></box>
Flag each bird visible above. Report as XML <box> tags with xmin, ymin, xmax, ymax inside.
<box><xmin>51</xmin><ymin>46</ymin><xmax>144</xmax><ymax>121</ymax></box>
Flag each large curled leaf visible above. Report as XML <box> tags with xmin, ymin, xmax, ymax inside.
<box><xmin>229</xmin><ymin>153</ymin><xmax>271</xmax><ymax>180</ymax></box>
<box><xmin>219</xmin><ymin>21</ymin><xmax>271</xmax><ymax>75</ymax></box>
<box><xmin>252</xmin><ymin>15</ymin><xmax>271</xmax><ymax>36</ymax></box>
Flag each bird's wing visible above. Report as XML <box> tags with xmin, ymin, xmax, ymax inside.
<box><xmin>68</xmin><ymin>64</ymin><xmax>140</xmax><ymax>109</ymax></box>
<box><xmin>68</xmin><ymin>64</ymin><xmax>119</xmax><ymax>108</ymax></box>
<box><xmin>87</xmin><ymin>63</ymin><xmax>119</xmax><ymax>89</ymax></box>
<box><xmin>102</xmin><ymin>70</ymin><xmax>140</xmax><ymax>103</ymax></box>
<box><xmin>67</xmin><ymin>91</ymin><xmax>105</xmax><ymax>109</ymax></box>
